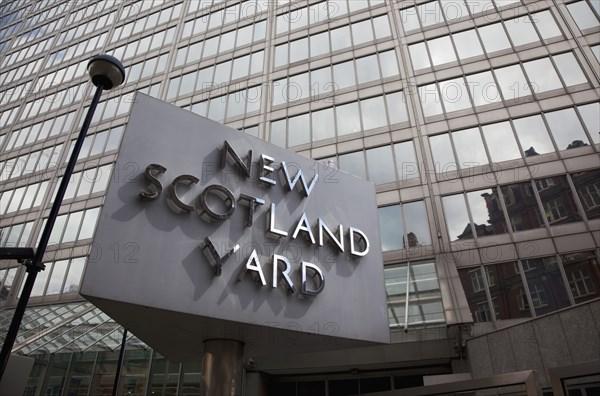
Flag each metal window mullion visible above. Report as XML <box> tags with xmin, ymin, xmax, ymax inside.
<box><xmin>81</xmin><ymin>325</ymin><xmax>122</xmax><ymax>353</ymax></box>
<box><xmin>480</xmin><ymin>264</ymin><xmax>498</xmax><ymax>324</ymax></box>
<box><xmin>404</xmin><ymin>261</ymin><xmax>411</xmax><ymax>332</ymax></box>
<box><xmin>143</xmin><ymin>349</ymin><xmax>154</xmax><ymax>396</ymax></box>
<box><xmin>53</xmin><ymin>315</ymin><xmax>112</xmax><ymax>354</ymax></box>
<box><xmin>516</xmin><ymin>259</ymin><xmax>536</xmax><ymax>317</ymax></box>
<box><xmin>556</xmin><ymin>254</ymin><xmax>576</xmax><ymax>306</ymax></box>
<box><xmin>59</xmin><ymin>351</ymin><xmax>74</xmax><ymax>396</ymax></box>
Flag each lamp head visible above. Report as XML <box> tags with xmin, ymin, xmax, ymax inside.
<box><xmin>87</xmin><ymin>54</ymin><xmax>125</xmax><ymax>90</ymax></box>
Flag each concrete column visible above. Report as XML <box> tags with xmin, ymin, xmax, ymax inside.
<box><xmin>202</xmin><ymin>339</ymin><xmax>244</xmax><ymax>396</ymax></box>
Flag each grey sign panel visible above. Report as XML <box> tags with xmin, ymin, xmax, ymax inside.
<box><xmin>81</xmin><ymin>93</ymin><xmax>389</xmax><ymax>361</ymax></box>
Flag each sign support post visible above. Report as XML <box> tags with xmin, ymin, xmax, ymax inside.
<box><xmin>202</xmin><ymin>339</ymin><xmax>244</xmax><ymax>396</ymax></box>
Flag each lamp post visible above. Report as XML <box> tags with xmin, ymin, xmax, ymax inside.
<box><xmin>0</xmin><ymin>54</ymin><xmax>125</xmax><ymax>380</ymax></box>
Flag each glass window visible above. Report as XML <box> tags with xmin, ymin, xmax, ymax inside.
<box><xmin>311</xmin><ymin>108</ymin><xmax>335</xmax><ymax>142</ymax></box>
<box><xmin>467</xmin><ymin>188</ymin><xmax>508</xmax><ymax>236</ymax></box>
<box><xmin>439</xmin><ymin>77</ymin><xmax>471</xmax><ymax>113</ymax></box>
<box><xmin>478</xmin><ymin>23</ymin><xmax>511</xmax><ymax>54</ymax></box>
<box><xmin>544</xmin><ymin>108</ymin><xmax>590</xmax><ymax>150</ymax></box>
<box><xmin>504</xmin><ymin>15</ymin><xmax>539</xmax><ymax>47</ymax></box>
<box><xmin>442</xmin><ymin>0</ymin><xmax>470</xmax><ymax>21</ymax></box>
<box><xmin>288</xmin><ymin>73</ymin><xmax>309</xmax><ymax>102</ymax></box>
<box><xmin>567</xmin><ymin>1</ymin><xmax>600</xmax><ymax>31</ymax></box>
<box><xmin>459</xmin><ymin>267</ymin><xmax>494</xmax><ymax>322</ymax></box>
<box><xmin>403</xmin><ymin>201</ymin><xmax>431</xmax><ymax>247</ymax></box>
<box><xmin>79</xmin><ymin>207</ymin><xmax>100</xmax><ymax>240</ymax></box>
<box><xmin>338</xmin><ymin>151</ymin><xmax>366</xmax><ymax>179</ymax></box>
<box><xmin>429</xmin><ymin>36</ymin><xmax>457</xmax><ymax>65</ymax></box>
<box><xmin>394</xmin><ymin>141</ymin><xmax>419</xmax><ymax>181</ymax></box>
<box><xmin>578</xmin><ymin>103</ymin><xmax>600</xmax><ymax>144</ymax></box>
<box><xmin>482</xmin><ymin>121</ymin><xmax>521</xmax><ymax>162</ymax></box>
<box><xmin>270</xmin><ymin>119</ymin><xmax>286</xmax><ymax>147</ymax></box>
<box><xmin>351</xmin><ymin>19</ymin><xmax>374</xmax><ymax>45</ymax></box>
<box><xmin>453</xmin><ymin>29</ymin><xmax>483</xmax><ymax>59</ymax></box>
<box><xmin>419</xmin><ymin>84</ymin><xmax>443</xmax><ymax>117</ymax></box>
<box><xmin>452</xmin><ymin>128</ymin><xmax>488</xmax><ymax>168</ymax></box>
<box><xmin>330</xmin><ymin>26</ymin><xmax>352</xmax><ymax>52</ymax></box>
<box><xmin>335</xmin><ymin>102</ymin><xmax>361</xmax><ymax>135</ymax></box>
<box><xmin>287</xmin><ymin>113</ymin><xmax>310</xmax><ymax>147</ymax></box>
<box><xmin>333</xmin><ymin>61</ymin><xmax>355</xmax><ymax>90</ymax></box>
<box><xmin>385</xmin><ymin>92</ymin><xmax>409</xmax><ymax>125</ymax></box>
<box><xmin>442</xmin><ymin>194</ymin><xmax>471</xmax><ymax>241</ymax></box>
<box><xmin>488</xmin><ymin>262</ymin><xmax>532</xmax><ymax>319</ymax></box>
<box><xmin>46</xmin><ymin>260</ymin><xmax>69</xmax><ymax>295</ymax></box>
<box><xmin>523</xmin><ymin>58</ymin><xmax>563</xmax><ymax>93</ymax></box>
<box><xmin>500</xmin><ymin>182</ymin><xmax>544</xmax><ymax>231</ymax></box>
<box><xmin>430</xmin><ymin>134</ymin><xmax>457</xmax><ymax>173</ymax></box>
<box><xmin>360</xmin><ymin>96</ymin><xmax>387</xmax><ymax>130</ymax></box>
<box><xmin>378</xmin><ymin>205</ymin><xmax>403</xmax><ymax>252</ymax></box>
<box><xmin>310</xmin><ymin>31</ymin><xmax>329</xmax><ymax>57</ymax></box>
<box><xmin>418</xmin><ymin>2</ymin><xmax>443</xmax><ymax>27</ymax></box>
<box><xmin>522</xmin><ymin>256</ymin><xmax>571</xmax><ymax>315</ymax></box>
<box><xmin>356</xmin><ymin>55</ymin><xmax>379</xmax><ymax>84</ymax></box>
<box><xmin>466</xmin><ymin>71</ymin><xmax>501</xmax><ymax>107</ymax></box>
<box><xmin>379</xmin><ymin>50</ymin><xmax>400</xmax><ymax>78</ymax></box>
<box><xmin>366</xmin><ymin>146</ymin><xmax>395</xmax><ymax>184</ymax></box>
<box><xmin>274</xmin><ymin>44</ymin><xmax>288</xmax><ymax>67</ymax></box>
<box><xmin>533</xmin><ymin>10</ymin><xmax>562</xmax><ymax>40</ymax></box>
<box><xmin>495</xmin><ymin>64</ymin><xmax>530</xmax><ymax>101</ymax></box>
<box><xmin>513</xmin><ymin>115</ymin><xmax>555</xmax><ymax>155</ymax></box>
<box><xmin>289</xmin><ymin>38</ymin><xmax>308</xmax><ymax>63</ymax></box>
<box><xmin>536</xmin><ymin>175</ymin><xmax>581</xmax><ymax>224</ymax></box>
<box><xmin>409</xmin><ymin>42</ymin><xmax>430</xmax><ymax>70</ymax></box>
<box><xmin>553</xmin><ymin>52</ymin><xmax>587</xmax><ymax>87</ymax></box>
<box><xmin>562</xmin><ymin>251</ymin><xmax>600</xmax><ymax>303</ymax></box>
<box><xmin>400</xmin><ymin>7</ymin><xmax>421</xmax><ymax>31</ymax></box>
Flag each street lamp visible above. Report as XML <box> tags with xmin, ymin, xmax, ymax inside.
<box><xmin>0</xmin><ymin>54</ymin><xmax>125</xmax><ymax>380</ymax></box>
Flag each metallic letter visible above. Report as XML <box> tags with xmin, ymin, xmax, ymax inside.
<box><xmin>237</xmin><ymin>249</ymin><xmax>266</xmax><ymax>286</ymax></box>
<box><xmin>291</xmin><ymin>213</ymin><xmax>315</xmax><ymax>244</ymax></box>
<box><xmin>318</xmin><ymin>219</ymin><xmax>344</xmax><ymax>252</ymax></box>
<box><xmin>221</xmin><ymin>140</ymin><xmax>252</xmax><ymax>177</ymax></box>
<box><xmin>198</xmin><ymin>184</ymin><xmax>236</xmax><ymax>222</ymax></box>
<box><xmin>301</xmin><ymin>262</ymin><xmax>325</xmax><ymax>296</ymax></box>
<box><xmin>139</xmin><ymin>164</ymin><xmax>166</xmax><ymax>200</ymax></box>
<box><xmin>259</xmin><ymin>154</ymin><xmax>276</xmax><ymax>186</ymax></box>
<box><xmin>349</xmin><ymin>227</ymin><xmax>369</xmax><ymax>257</ymax></box>
<box><xmin>169</xmin><ymin>174</ymin><xmax>199</xmax><ymax>212</ymax></box>
<box><xmin>280</xmin><ymin>161</ymin><xmax>318</xmax><ymax>197</ymax></box>
<box><xmin>201</xmin><ymin>236</ymin><xmax>239</xmax><ymax>276</ymax></box>
<box><xmin>266</xmin><ymin>203</ymin><xmax>288</xmax><ymax>239</ymax></box>
<box><xmin>238</xmin><ymin>194</ymin><xmax>265</xmax><ymax>227</ymax></box>
<box><xmin>272</xmin><ymin>254</ymin><xmax>296</xmax><ymax>293</ymax></box>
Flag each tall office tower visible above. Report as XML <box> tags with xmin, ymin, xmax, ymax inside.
<box><xmin>1</xmin><ymin>0</ymin><xmax>599</xmax><ymax>394</ymax></box>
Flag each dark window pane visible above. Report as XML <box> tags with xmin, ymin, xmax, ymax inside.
<box><xmin>359</xmin><ymin>377</ymin><xmax>391</xmax><ymax>392</ymax></box>
<box><xmin>535</xmin><ymin>176</ymin><xmax>581</xmax><ymax>225</ymax></box>
<box><xmin>394</xmin><ymin>375</ymin><xmax>424</xmax><ymax>389</ymax></box>
<box><xmin>328</xmin><ymin>378</ymin><xmax>358</xmax><ymax>396</ymax></box>
<box><xmin>571</xmin><ymin>170</ymin><xmax>600</xmax><ymax>220</ymax></box>
<box><xmin>522</xmin><ymin>257</ymin><xmax>571</xmax><ymax>315</ymax></box>
<box><xmin>298</xmin><ymin>380</ymin><xmax>325</xmax><ymax>396</ymax></box>
<box><xmin>562</xmin><ymin>251</ymin><xmax>600</xmax><ymax>304</ymax></box>
<box><xmin>442</xmin><ymin>194</ymin><xmax>471</xmax><ymax>241</ymax></box>
<box><xmin>488</xmin><ymin>262</ymin><xmax>532</xmax><ymax>320</ymax></box>
<box><xmin>500</xmin><ymin>182</ymin><xmax>544</xmax><ymax>232</ymax></box>
<box><xmin>459</xmin><ymin>267</ymin><xmax>494</xmax><ymax>322</ymax></box>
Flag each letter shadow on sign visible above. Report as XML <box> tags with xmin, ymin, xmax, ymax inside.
<box><xmin>181</xmin><ymin>245</ymin><xmax>214</xmax><ymax>302</ymax></box>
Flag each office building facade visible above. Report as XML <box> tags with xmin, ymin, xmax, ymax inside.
<box><xmin>0</xmin><ymin>0</ymin><xmax>599</xmax><ymax>394</ymax></box>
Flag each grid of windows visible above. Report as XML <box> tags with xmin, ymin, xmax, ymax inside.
<box><xmin>0</xmin><ymin>179</ymin><xmax>49</xmax><ymax>216</ymax></box>
<box><xmin>182</xmin><ymin>0</ymin><xmax>267</xmax><ymax>39</ymax></box>
<box><xmin>400</xmin><ymin>0</ymin><xmax>521</xmax><ymax>32</ymax></box>
<box><xmin>274</xmin><ymin>14</ymin><xmax>392</xmax><ymax>67</ymax></box>
<box><xmin>418</xmin><ymin>52</ymin><xmax>589</xmax><ymax>117</ymax></box>
<box><xmin>0</xmin><ymin>220</ymin><xmax>35</xmax><ymax>248</ymax></box>
<box><xmin>270</xmin><ymin>91</ymin><xmax>409</xmax><ymax>148</ymax></box>
<box><xmin>272</xmin><ymin>50</ymin><xmax>399</xmax><ymax>106</ymax></box>
<box><xmin>111</xmin><ymin>3</ymin><xmax>182</xmax><ymax>43</ymax></box>
<box><xmin>108</xmin><ymin>27</ymin><xmax>177</xmax><ymax>62</ymax></box>
<box><xmin>409</xmin><ymin>10</ymin><xmax>562</xmax><ymax>71</ymax></box>
<box><xmin>385</xmin><ymin>261</ymin><xmax>444</xmax><ymax>329</ymax></box>
<box><xmin>29</xmin><ymin>257</ymin><xmax>87</xmax><ymax>298</ymax></box>
<box><xmin>566</xmin><ymin>0</ymin><xmax>600</xmax><ymax>32</ymax></box>
<box><xmin>378</xmin><ymin>201</ymin><xmax>431</xmax><ymax>251</ymax></box>
<box><xmin>429</xmin><ymin>103</ymin><xmax>600</xmax><ymax>173</ymax></box>
<box><xmin>36</xmin><ymin>207</ymin><xmax>101</xmax><ymax>247</ymax></box>
<box><xmin>460</xmin><ymin>251</ymin><xmax>600</xmax><ymax>322</ymax></box>
<box><xmin>0</xmin><ymin>143</ymin><xmax>64</xmax><ymax>182</ymax></box>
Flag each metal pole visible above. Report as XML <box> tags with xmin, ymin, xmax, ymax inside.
<box><xmin>111</xmin><ymin>328</ymin><xmax>128</xmax><ymax>396</ymax></box>
<box><xmin>202</xmin><ymin>339</ymin><xmax>244</xmax><ymax>396</ymax></box>
<box><xmin>0</xmin><ymin>85</ymin><xmax>104</xmax><ymax>380</ymax></box>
